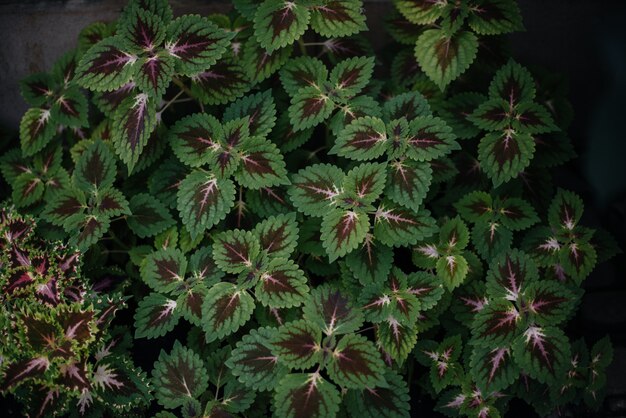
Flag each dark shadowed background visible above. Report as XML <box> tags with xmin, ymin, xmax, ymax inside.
<box><xmin>0</xmin><ymin>0</ymin><xmax>625</xmax><ymax>416</ymax></box>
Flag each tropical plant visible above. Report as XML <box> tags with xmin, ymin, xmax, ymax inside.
<box><xmin>0</xmin><ymin>0</ymin><xmax>620</xmax><ymax>416</ymax></box>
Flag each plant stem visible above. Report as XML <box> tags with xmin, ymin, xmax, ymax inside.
<box><xmin>159</xmin><ymin>90</ymin><xmax>184</xmax><ymax>113</ymax></box>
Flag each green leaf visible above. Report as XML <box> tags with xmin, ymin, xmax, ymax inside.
<box><xmin>20</xmin><ymin>108</ymin><xmax>56</xmax><ymax>157</ymax></box>
<box><xmin>560</xmin><ymin>239</ymin><xmax>597</xmax><ymax>283</ymax></box>
<box><xmin>165</xmin><ymin>15</ymin><xmax>233</xmax><ymax>76</ymax></box>
<box><xmin>328</xmin><ymin>333</ymin><xmax>385</xmax><ymax>389</ymax></box>
<box><xmin>226</xmin><ymin>327</ymin><xmax>288</xmax><ymax>392</ymax></box>
<box><xmin>255</xmin><ymin>258</ymin><xmax>309</xmax><ymax>308</ymax></box>
<box><xmin>548</xmin><ymin>189</ymin><xmax>583</xmax><ymax>231</ymax></box>
<box><xmin>169</xmin><ymin>113</ymin><xmax>223</xmax><ymax>168</ymax></box>
<box><xmin>467</xmin><ymin>98</ymin><xmax>511</xmax><ymax>131</ymax></box>
<box><xmin>414</xmin><ymin>29</ymin><xmax>478</xmax><ymax>90</ymax></box>
<box><xmin>152</xmin><ymin>341</ymin><xmax>209</xmax><ymax>408</ymax></box>
<box><xmin>271</xmin><ymin>319</ymin><xmax>322</xmax><ymax>369</ymax></box>
<box><xmin>12</xmin><ymin>172</ymin><xmax>44</xmax><ymax>208</ymax></box>
<box><xmin>141</xmin><ymin>247</ymin><xmax>187</xmax><ymax>294</ymax></box>
<box><xmin>288</xmin><ymin>86</ymin><xmax>335</xmax><ymax>131</ymax></box>
<box><xmin>406</xmin><ymin>116</ymin><xmax>459</xmax><ymax>161</ymax></box>
<box><xmin>436</xmin><ymin>254</ymin><xmax>468</xmax><ymax>290</ymax></box>
<box><xmin>454</xmin><ymin>191</ymin><xmax>493</xmax><ymax>223</ymax></box>
<box><xmin>288</xmin><ymin>163</ymin><xmax>345</xmax><ymax>217</ymax></box>
<box><xmin>253</xmin><ymin>212</ymin><xmax>299</xmax><ymax>259</ymax></box>
<box><xmin>469</xmin><ymin>345</ymin><xmax>518</xmax><ymax>393</ymax></box>
<box><xmin>274</xmin><ymin>373</ymin><xmax>340</xmax><ymax>418</ymax></box>
<box><xmin>280</xmin><ymin>56</ymin><xmax>329</xmax><ymax>94</ymax></box>
<box><xmin>512</xmin><ymin>326</ymin><xmax>570</xmax><ymax>385</ymax></box>
<box><xmin>75</xmin><ymin>37</ymin><xmax>136</xmax><ymax>92</ymax></box>
<box><xmin>329</xmin><ymin>56</ymin><xmax>375</xmax><ymax>98</ymax></box>
<box><xmin>423</xmin><ymin>335</ymin><xmax>463</xmax><ymax>393</ymax></box>
<box><xmin>41</xmin><ymin>188</ymin><xmax>86</xmax><ymax>227</ymax></box>
<box><xmin>478</xmin><ymin>130</ymin><xmax>535</xmax><ymax>186</ymax></box>
<box><xmin>134</xmin><ymin>292</ymin><xmax>180</xmax><ymax>339</ymax></box>
<box><xmin>512</xmin><ymin>102</ymin><xmax>558</xmax><ymax>134</ymax></box>
<box><xmin>236</xmin><ymin>137</ymin><xmax>290</xmax><ymax>189</ymax></box>
<box><xmin>344</xmin><ymin>370</ymin><xmax>411</xmax><ymax>418</ymax></box>
<box><xmin>51</xmin><ymin>87</ymin><xmax>89</xmax><ymax>128</ymax></box>
<box><xmin>382</xmin><ymin>91</ymin><xmax>431</xmax><ymax>122</ymax></box>
<box><xmin>525</xmin><ymin>280</ymin><xmax>576</xmax><ymax>326</ymax></box>
<box><xmin>344</xmin><ymin>236</ymin><xmax>394</xmax><ymax>286</ymax></box>
<box><xmin>223</xmin><ymin>89</ymin><xmax>277</xmax><ymax>139</ymax></box>
<box><xmin>94</xmin><ymin>188</ymin><xmax>131</xmax><ymax>217</ymax></box>
<box><xmin>68</xmin><ymin>214</ymin><xmax>111</xmax><ymax>251</ymax></box>
<box><xmin>127</xmin><ymin>193</ymin><xmax>175</xmax><ymax>238</ymax></box>
<box><xmin>468</xmin><ymin>0</ymin><xmax>523</xmax><ymax>35</ymax></box>
<box><xmin>497</xmin><ymin>197</ymin><xmax>539</xmax><ymax>231</ymax></box>
<box><xmin>176</xmin><ymin>284</ymin><xmax>207</xmax><ymax>326</ymax></box>
<box><xmin>376</xmin><ymin>320</ymin><xmax>419</xmax><ymax>364</ymax></box>
<box><xmin>485</xmin><ymin>249</ymin><xmax>538</xmax><ymax>300</ymax></box>
<box><xmin>73</xmin><ymin>139</ymin><xmax>116</xmax><ymax>193</ymax></box>
<box><xmin>321</xmin><ymin>208</ymin><xmax>369</xmax><ymax>261</ymax></box>
<box><xmin>177</xmin><ymin>170</ymin><xmax>236</xmax><ymax>239</ymax></box>
<box><xmin>395</xmin><ymin>0</ymin><xmax>445</xmax><ymax>25</ymax></box>
<box><xmin>303</xmin><ymin>285</ymin><xmax>364</xmax><ymax>336</ymax></box>
<box><xmin>342</xmin><ymin>162</ymin><xmax>387</xmax><ymax>206</ymax></box>
<box><xmin>133</xmin><ymin>51</ymin><xmax>175</xmax><ymax>97</ymax></box>
<box><xmin>373</xmin><ymin>202</ymin><xmax>437</xmax><ymax>247</ymax></box>
<box><xmin>112</xmin><ymin>93</ymin><xmax>158</xmax><ymax>172</ymax></box>
<box><xmin>331</xmin><ymin>116</ymin><xmax>388</xmax><ymax>161</ymax></box>
<box><xmin>472</xmin><ymin>221</ymin><xmax>513</xmax><ymax>260</ymax></box>
<box><xmin>472</xmin><ymin>300</ymin><xmax>522</xmax><ymax>347</ymax></box>
<box><xmin>488</xmin><ymin>59</ymin><xmax>535</xmax><ymax>106</ymax></box>
<box><xmin>254</xmin><ymin>0</ymin><xmax>310</xmax><ymax>53</ymax></box>
<box><xmin>436</xmin><ymin>92</ymin><xmax>487</xmax><ymax>139</ymax></box>
<box><xmin>242</xmin><ymin>38</ymin><xmax>293</xmax><ymax>83</ymax></box>
<box><xmin>189</xmin><ymin>59</ymin><xmax>251</xmax><ymax>105</ymax></box>
<box><xmin>202</xmin><ymin>282</ymin><xmax>254</xmax><ymax>342</ymax></box>
<box><xmin>309</xmin><ymin>0</ymin><xmax>367</xmax><ymax>37</ymax></box>
<box><xmin>19</xmin><ymin>73</ymin><xmax>54</xmax><ymax>107</ymax></box>
<box><xmin>213</xmin><ymin>229</ymin><xmax>261</xmax><ymax>274</ymax></box>
<box><xmin>386</xmin><ymin>158</ymin><xmax>432</xmax><ymax>211</ymax></box>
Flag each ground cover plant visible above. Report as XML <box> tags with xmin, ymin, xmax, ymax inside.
<box><xmin>0</xmin><ymin>0</ymin><xmax>621</xmax><ymax>416</ymax></box>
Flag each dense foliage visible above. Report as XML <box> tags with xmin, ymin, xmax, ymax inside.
<box><xmin>0</xmin><ymin>0</ymin><xmax>621</xmax><ymax>416</ymax></box>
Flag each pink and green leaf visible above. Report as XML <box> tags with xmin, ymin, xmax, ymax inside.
<box><xmin>152</xmin><ymin>341</ymin><xmax>209</xmax><ymax>408</ymax></box>
<box><xmin>169</xmin><ymin>113</ymin><xmax>223</xmax><ymax>168</ymax></box>
<box><xmin>140</xmin><ymin>247</ymin><xmax>187</xmax><ymax>294</ymax></box>
<box><xmin>320</xmin><ymin>208</ymin><xmax>370</xmax><ymax>261</ymax></box>
<box><xmin>328</xmin><ymin>333</ymin><xmax>385</xmax><ymax>389</ymax></box>
<box><xmin>478</xmin><ymin>129</ymin><xmax>535</xmax><ymax>186</ymax></box>
<box><xmin>310</xmin><ymin>0</ymin><xmax>367</xmax><ymax>37</ymax></box>
<box><xmin>468</xmin><ymin>0</ymin><xmax>524</xmax><ymax>35</ymax></box>
<box><xmin>127</xmin><ymin>193</ymin><xmax>175</xmax><ymax>238</ymax></box>
<box><xmin>288</xmin><ymin>86</ymin><xmax>335</xmax><ymax>132</ymax></box>
<box><xmin>279</xmin><ymin>56</ymin><xmax>328</xmax><ymax>94</ymax></box>
<box><xmin>469</xmin><ymin>345</ymin><xmax>519</xmax><ymax>393</ymax></box>
<box><xmin>274</xmin><ymin>373</ymin><xmax>340</xmax><ymax>418</ymax></box>
<box><xmin>134</xmin><ymin>292</ymin><xmax>180</xmax><ymax>339</ymax></box>
<box><xmin>112</xmin><ymin>93</ymin><xmax>158</xmax><ymax>172</ymax></box>
<box><xmin>485</xmin><ymin>249</ymin><xmax>538</xmax><ymax>301</ymax></box>
<box><xmin>255</xmin><ymin>258</ymin><xmax>309</xmax><ymax>308</ymax></box>
<box><xmin>75</xmin><ymin>37</ymin><xmax>137</xmax><ymax>92</ymax></box>
<box><xmin>344</xmin><ymin>235</ymin><xmax>394</xmax><ymax>286</ymax></box>
<box><xmin>189</xmin><ymin>59</ymin><xmax>251</xmax><ymax>105</ymax></box>
<box><xmin>73</xmin><ymin>139</ymin><xmax>116</xmax><ymax>193</ymax></box>
<box><xmin>512</xmin><ymin>326</ymin><xmax>570</xmax><ymax>385</ymax></box>
<box><xmin>236</xmin><ymin>138</ymin><xmax>290</xmax><ymax>189</ymax></box>
<box><xmin>488</xmin><ymin>59</ymin><xmax>535</xmax><ymax>106</ymax></box>
<box><xmin>201</xmin><ymin>282</ymin><xmax>255</xmax><ymax>342</ymax></box>
<box><xmin>176</xmin><ymin>170</ymin><xmax>236</xmax><ymax>239</ymax></box>
<box><xmin>271</xmin><ymin>319</ymin><xmax>322</xmax><ymax>369</ymax></box>
<box><xmin>386</xmin><ymin>158</ymin><xmax>432</xmax><ymax>211</ymax></box>
<box><xmin>224</xmin><ymin>89</ymin><xmax>277</xmax><ymax>139</ymax></box>
<box><xmin>414</xmin><ymin>29</ymin><xmax>478</xmax><ymax>90</ymax></box>
<box><xmin>212</xmin><ymin>229</ymin><xmax>261</xmax><ymax>274</ymax></box>
<box><xmin>253</xmin><ymin>212</ymin><xmax>299</xmax><ymax>259</ymax></box>
<box><xmin>406</xmin><ymin>116</ymin><xmax>460</xmax><ymax>161</ymax></box>
<box><xmin>165</xmin><ymin>15</ymin><xmax>233</xmax><ymax>76</ymax></box>
<box><xmin>226</xmin><ymin>326</ymin><xmax>289</xmax><ymax>392</ymax></box>
<box><xmin>374</xmin><ymin>202</ymin><xmax>437</xmax><ymax>247</ymax></box>
<box><xmin>253</xmin><ymin>0</ymin><xmax>310</xmax><ymax>53</ymax></box>
<box><xmin>548</xmin><ymin>189</ymin><xmax>583</xmax><ymax>232</ymax></box>
<box><xmin>331</xmin><ymin>116</ymin><xmax>388</xmax><ymax>161</ymax></box>
<box><xmin>19</xmin><ymin>108</ymin><xmax>56</xmax><ymax>157</ymax></box>
<box><xmin>288</xmin><ymin>163</ymin><xmax>345</xmax><ymax>217</ymax></box>
<box><xmin>329</xmin><ymin>56</ymin><xmax>375</xmax><ymax>98</ymax></box>
<box><xmin>302</xmin><ymin>285</ymin><xmax>364</xmax><ymax>336</ymax></box>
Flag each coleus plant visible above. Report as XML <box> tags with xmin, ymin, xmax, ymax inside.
<box><xmin>0</xmin><ymin>0</ymin><xmax>621</xmax><ymax>417</ymax></box>
<box><xmin>0</xmin><ymin>208</ymin><xmax>151</xmax><ymax>416</ymax></box>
